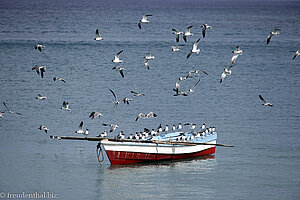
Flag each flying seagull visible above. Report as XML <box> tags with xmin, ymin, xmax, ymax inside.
<box><xmin>53</xmin><ymin>77</ymin><xmax>66</xmax><ymax>83</ymax></box>
<box><xmin>122</xmin><ymin>97</ymin><xmax>132</xmax><ymax>105</ymax></box>
<box><xmin>61</xmin><ymin>101</ymin><xmax>70</xmax><ymax>111</ymax></box>
<box><xmin>187</xmin><ymin>38</ymin><xmax>201</xmax><ymax>59</ymax></box>
<box><xmin>220</xmin><ymin>66</ymin><xmax>233</xmax><ymax>83</ymax></box>
<box><xmin>34</xmin><ymin>44</ymin><xmax>45</xmax><ymax>52</ymax></box>
<box><xmin>112</xmin><ymin>50</ymin><xmax>123</xmax><ymax>63</ymax></box>
<box><xmin>39</xmin><ymin>125</ymin><xmax>49</xmax><ymax>133</ymax></box>
<box><xmin>138</xmin><ymin>15</ymin><xmax>152</xmax><ymax>29</ymax></box>
<box><xmin>201</xmin><ymin>24</ymin><xmax>212</xmax><ymax>38</ymax></box>
<box><xmin>94</xmin><ymin>29</ymin><xmax>103</xmax><ymax>40</ymax></box>
<box><xmin>103</xmin><ymin>123</ymin><xmax>119</xmax><ymax>133</ymax></box>
<box><xmin>267</xmin><ymin>28</ymin><xmax>280</xmax><ymax>45</ymax></box>
<box><xmin>2</xmin><ymin>102</ymin><xmax>22</xmax><ymax>115</ymax></box>
<box><xmin>131</xmin><ymin>91</ymin><xmax>145</xmax><ymax>96</ymax></box>
<box><xmin>109</xmin><ymin>89</ymin><xmax>121</xmax><ymax>108</ymax></box>
<box><xmin>259</xmin><ymin>95</ymin><xmax>273</xmax><ymax>107</ymax></box>
<box><xmin>89</xmin><ymin>111</ymin><xmax>102</xmax><ymax>119</ymax></box>
<box><xmin>230</xmin><ymin>46</ymin><xmax>243</xmax><ymax>65</ymax></box>
<box><xmin>171</xmin><ymin>44</ymin><xmax>185</xmax><ymax>52</ymax></box>
<box><xmin>36</xmin><ymin>94</ymin><xmax>47</xmax><ymax>100</ymax></box>
<box><xmin>136</xmin><ymin>112</ymin><xmax>157</xmax><ymax>121</ymax></box>
<box><xmin>183</xmin><ymin>26</ymin><xmax>193</xmax><ymax>42</ymax></box>
<box><xmin>172</xmin><ymin>29</ymin><xmax>183</xmax><ymax>43</ymax></box>
<box><xmin>32</xmin><ymin>65</ymin><xmax>46</xmax><ymax>78</ymax></box>
<box><xmin>112</xmin><ymin>66</ymin><xmax>125</xmax><ymax>78</ymax></box>
<box><xmin>293</xmin><ymin>50</ymin><xmax>300</xmax><ymax>60</ymax></box>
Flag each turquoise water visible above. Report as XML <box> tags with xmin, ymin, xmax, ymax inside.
<box><xmin>0</xmin><ymin>0</ymin><xmax>300</xmax><ymax>199</ymax></box>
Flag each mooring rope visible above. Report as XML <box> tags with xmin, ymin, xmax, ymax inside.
<box><xmin>96</xmin><ymin>142</ymin><xmax>104</xmax><ymax>165</ymax></box>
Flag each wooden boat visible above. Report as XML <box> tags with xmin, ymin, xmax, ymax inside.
<box><xmin>52</xmin><ymin>129</ymin><xmax>233</xmax><ymax>165</ymax></box>
<box><xmin>102</xmin><ymin>131</ymin><xmax>217</xmax><ymax>165</ymax></box>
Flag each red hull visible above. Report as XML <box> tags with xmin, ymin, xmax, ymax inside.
<box><xmin>106</xmin><ymin>147</ymin><xmax>216</xmax><ymax>165</ymax></box>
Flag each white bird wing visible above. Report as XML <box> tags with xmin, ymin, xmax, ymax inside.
<box><xmin>185</xmin><ymin>25</ymin><xmax>193</xmax><ymax>33</ymax></box>
<box><xmin>220</xmin><ymin>71</ymin><xmax>226</xmax><ymax>83</ymax></box>
<box><xmin>230</xmin><ymin>54</ymin><xmax>239</xmax><ymax>65</ymax></box>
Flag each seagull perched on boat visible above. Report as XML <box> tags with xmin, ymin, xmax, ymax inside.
<box><xmin>53</xmin><ymin>77</ymin><xmax>66</xmax><ymax>83</ymax></box>
<box><xmin>163</xmin><ymin>125</ymin><xmax>169</xmax><ymax>132</ymax></box>
<box><xmin>201</xmin><ymin>24</ymin><xmax>212</xmax><ymax>38</ymax></box>
<box><xmin>138</xmin><ymin>15</ymin><xmax>152</xmax><ymax>29</ymax></box>
<box><xmin>131</xmin><ymin>91</ymin><xmax>145</xmax><ymax>96</ymax></box>
<box><xmin>187</xmin><ymin>38</ymin><xmax>201</xmax><ymax>59</ymax></box>
<box><xmin>34</xmin><ymin>44</ymin><xmax>45</xmax><ymax>52</ymax></box>
<box><xmin>201</xmin><ymin>123</ymin><xmax>206</xmax><ymax>130</ymax></box>
<box><xmin>293</xmin><ymin>50</ymin><xmax>300</xmax><ymax>60</ymax></box>
<box><xmin>60</xmin><ymin>101</ymin><xmax>70</xmax><ymax>111</ymax></box>
<box><xmin>183</xmin><ymin>26</ymin><xmax>193</xmax><ymax>42</ymax></box>
<box><xmin>32</xmin><ymin>65</ymin><xmax>46</xmax><ymax>78</ymax></box>
<box><xmin>172</xmin><ymin>125</ymin><xmax>176</xmax><ymax>131</ymax></box>
<box><xmin>39</xmin><ymin>125</ymin><xmax>49</xmax><ymax>133</ymax></box>
<box><xmin>75</xmin><ymin>122</ymin><xmax>88</xmax><ymax>135</ymax></box>
<box><xmin>94</xmin><ymin>29</ymin><xmax>103</xmax><ymax>40</ymax></box>
<box><xmin>259</xmin><ymin>95</ymin><xmax>273</xmax><ymax>107</ymax></box>
<box><xmin>112</xmin><ymin>66</ymin><xmax>125</xmax><ymax>78</ymax></box>
<box><xmin>2</xmin><ymin>102</ymin><xmax>22</xmax><ymax>115</ymax></box>
<box><xmin>89</xmin><ymin>111</ymin><xmax>102</xmax><ymax>119</ymax></box>
<box><xmin>220</xmin><ymin>66</ymin><xmax>233</xmax><ymax>83</ymax></box>
<box><xmin>267</xmin><ymin>28</ymin><xmax>280</xmax><ymax>45</ymax></box>
<box><xmin>97</xmin><ymin>131</ymin><xmax>107</xmax><ymax>138</ymax></box>
<box><xmin>177</xmin><ymin>123</ymin><xmax>183</xmax><ymax>130</ymax></box>
<box><xmin>103</xmin><ymin>123</ymin><xmax>119</xmax><ymax>133</ymax></box>
<box><xmin>172</xmin><ymin>29</ymin><xmax>183</xmax><ymax>43</ymax></box>
<box><xmin>112</xmin><ymin>50</ymin><xmax>123</xmax><ymax>63</ymax></box>
<box><xmin>109</xmin><ymin>89</ymin><xmax>121</xmax><ymax>108</ymax></box>
<box><xmin>171</xmin><ymin>44</ymin><xmax>185</xmax><ymax>52</ymax></box>
<box><xmin>117</xmin><ymin>131</ymin><xmax>125</xmax><ymax>140</ymax></box>
<box><xmin>36</xmin><ymin>94</ymin><xmax>47</xmax><ymax>100</ymax></box>
<box><xmin>230</xmin><ymin>46</ymin><xmax>243</xmax><ymax>65</ymax></box>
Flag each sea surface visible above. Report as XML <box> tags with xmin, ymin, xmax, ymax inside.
<box><xmin>0</xmin><ymin>0</ymin><xmax>300</xmax><ymax>199</ymax></box>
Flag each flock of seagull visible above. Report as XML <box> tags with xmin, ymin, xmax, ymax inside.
<box><xmin>1</xmin><ymin>14</ymin><xmax>299</xmax><ymax>140</ymax></box>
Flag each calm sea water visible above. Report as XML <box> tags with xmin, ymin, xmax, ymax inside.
<box><xmin>0</xmin><ymin>0</ymin><xmax>300</xmax><ymax>199</ymax></box>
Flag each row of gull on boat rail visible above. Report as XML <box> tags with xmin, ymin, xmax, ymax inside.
<box><xmin>108</xmin><ymin>124</ymin><xmax>217</xmax><ymax>142</ymax></box>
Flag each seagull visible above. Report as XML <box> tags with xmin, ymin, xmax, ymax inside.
<box><xmin>172</xmin><ymin>29</ymin><xmax>183</xmax><ymax>43</ymax></box>
<box><xmin>60</xmin><ymin>101</ymin><xmax>70</xmax><ymax>111</ymax></box>
<box><xmin>117</xmin><ymin>131</ymin><xmax>125</xmax><ymax>140</ymax></box>
<box><xmin>103</xmin><ymin>123</ymin><xmax>119</xmax><ymax>133</ymax></box>
<box><xmin>131</xmin><ymin>91</ymin><xmax>145</xmax><ymax>96</ymax></box>
<box><xmin>112</xmin><ymin>66</ymin><xmax>125</xmax><ymax>78</ymax></box>
<box><xmin>183</xmin><ymin>26</ymin><xmax>193</xmax><ymax>42</ymax></box>
<box><xmin>201</xmin><ymin>24</ymin><xmax>212</xmax><ymax>38</ymax></box>
<box><xmin>75</xmin><ymin>121</ymin><xmax>84</xmax><ymax>134</ymax></box>
<box><xmin>34</xmin><ymin>44</ymin><xmax>45</xmax><ymax>52</ymax></box>
<box><xmin>145</xmin><ymin>112</ymin><xmax>157</xmax><ymax>119</ymax></box>
<box><xmin>112</xmin><ymin>50</ymin><xmax>123</xmax><ymax>63</ymax></box>
<box><xmin>122</xmin><ymin>97</ymin><xmax>132</xmax><ymax>105</ymax></box>
<box><xmin>32</xmin><ymin>65</ymin><xmax>46</xmax><ymax>78</ymax></box>
<box><xmin>177</xmin><ymin>123</ymin><xmax>183</xmax><ymax>130</ymax></box>
<box><xmin>172</xmin><ymin>125</ymin><xmax>176</xmax><ymax>131</ymax></box>
<box><xmin>230</xmin><ymin>46</ymin><xmax>243</xmax><ymax>65</ymax></box>
<box><xmin>220</xmin><ymin>66</ymin><xmax>233</xmax><ymax>83</ymax></box>
<box><xmin>171</xmin><ymin>44</ymin><xmax>185</xmax><ymax>52</ymax></box>
<box><xmin>53</xmin><ymin>77</ymin><xmax>66</xmax><ymax>83</ymax></box>
<box><xmin>259</xmin><ymin>95</ymin><xmax>273</xmax><ymax>107</ymax></box>
<box><xmin>89</xmin><ymin>111</ymin><xmax>102</xmax><ymax>119</ymax></box>
<box><xmin>293</xmin><ymin>50</ymin><xmax>300</xmax><ymax>60</ymax></box>
<box><xmin>36</xmin><ymin>94</ymin><xmax>47</xmax><ymax>100</ymax></box>
<box><xmin>109</xmin><ymin>89</ymin><xmax>121</xmax><ymax>108</ymax></box>
<box><xmin>144</xmin><ymin>53</ymin><xmax>155</xmax><ymax>60</ymax></box>
<box><xmin>163</xmin><ymin>125</ymin><xmax>169</xmax><ymax>132</ymax></box>
<box><xmin>184</xmin><ymin>123</ymin><xmax>196</xmax><ymax>130</ymax></box>
<box><xmin>267</xmin><ymin>28</ymin><xmax>280</xmax><ymax>45</ymax></box>
<box><xmin>39</xmin><ymin>125</ymin><xmax>49</xmax><ymax>133</ymax></box>
<box><xmin>144</xmin><ymin>59</ymin><xmax>150</xmax><ymax>70</ymax></box>
<box><xmin>138</xmin><ymin>15</ymin><xmax>152</xmax><ymax>29</ymax></box>
<box><xmin>188</xmin><ymin>78</ymin><xmax>201</xmax><ymax>94</ymax></box>
<box><xmin>201</xmin><ymin>123</ymin><xmax>206</xmax><ymax>130</ymax></box>
<box><xmin>94</xmin><ymin>29</ymin><xmax>103</xmax><ymax>40</ymax></box>
<box><xmin>2</xmin><ymin>102</ymin><xmax>22</xmax><ymax>115</ymax></box>
<box><xmin>135</xmin><ymin>113</ymin><xmax>145</xmax><ymax>121</ymax></box>
<box><xmin>187</xmin><ymin>38</ymin><xmax>201</xmax><ymax>59</ymax></box>
<box><xmin>97</xmin><ymin>131</ymin><xmax>107</xmax><ymax>138</ymax></box>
